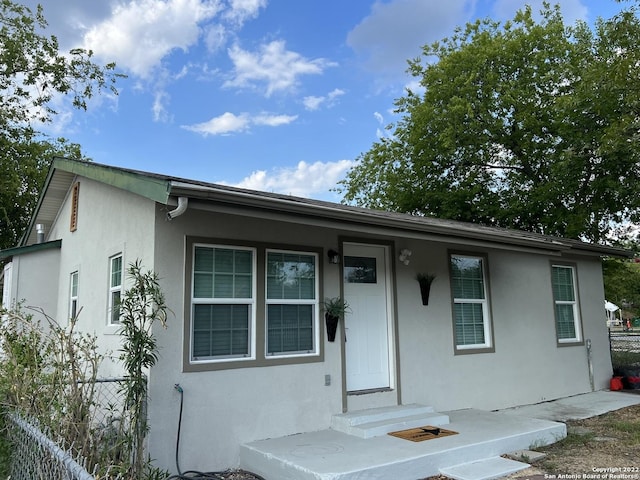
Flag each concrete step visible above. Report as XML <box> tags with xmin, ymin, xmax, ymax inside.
<box><xmin>331</xmin><ymin>404</ymin><xmax>449</xmax><ymax>438</ymax></box>
<box><xmin>334</xmin><ymin>411</ymin><xmax>451</xmax><ymax>439</ymax></box>
<box><xmin>440</xmin><ymin>456</ymin><xmax>530</xmax><ymax>480</ymax></box>
<box><xmin>240</xmin><ymin>408</ymin><xmax>565</xmax><ymax>480</ymax></box>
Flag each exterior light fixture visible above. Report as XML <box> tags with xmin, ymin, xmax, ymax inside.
<box><xmin>328</xmin><ymin>249</ymin><xmax>340</xmax><ymax>264</ymax></box>
<box><xmin>399</xmin><ymin>249</ymin><xmax>412</xmax><ymax>266</ymax></box>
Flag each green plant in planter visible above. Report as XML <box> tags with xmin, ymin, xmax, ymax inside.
<box><xmin>322</xmin><ymin>297</ymin><xmax>350</xmax><ymax>342</ymax></box>
<box><xmin>416</xmin><ymin>273</ymin><xmax>436</xmax><ymax>305</ymax></box>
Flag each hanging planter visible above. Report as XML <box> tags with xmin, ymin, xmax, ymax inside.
<box><xmin>322</xmin><ymin>297</ymin><xmax>350</xmax><ymax>342</ymax></box>
<box><xmin>416</xmin><ymin>273</ymin><xmax>436</xmax><ymax>306</ymax></box>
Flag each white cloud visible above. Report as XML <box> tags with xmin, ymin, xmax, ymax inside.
<box><xmin>152</xmin><ymin>90</ymin><xmax>171</xmax><ymax>122</ymax></box>
<box><xmin>303</xmin><ymin>88</ymin><xmax>345</xmax><ymax>111</ymax></box>
<box><xmin>224</xmin><ymin>0</ymin><xmax>267</xmax><ymax>25</ymax></box>
<box><xmin>183</xmin><ymin>112</ymin><xmax>250</xmax><ymax>135</ymax></box>
<box><xmin>229</xmin><ymin>159</ymin><xmax>356</xmax><ymax>199</ymax></box>
<box><xmin>347</xmin><ymin>0</ymin><xmax>474</xmax><ymax>82</ymax></box>
<box><xmin>328</xmin><ymin>88</ymin><xmax>345</xmax><ymax>100</ymax></box>
<box><xmin>303</xmin><ymin>96</ymin><xmax>324</xmax><ymax>111</ymax></box>
<box><xmin>83</xmin><ymin>0</ymin><xmax>222</xmax><ymax>78</ymax></box>
<box><xmin>204</xmin><ymin>23</ymin><xmax>228</xmax><ymax>52</ymax></box>
<box><xmin>224</xmin><ymin>40</ymin><xmax>337</xmax><ymax>96</ymax></box>
<box><xmin>182</xmin><ymin>111</ymin><xmax>296</xmax><ymax>135</ymax></box>
<box><xmin>253</xmin><ymin>113</ymin><xmax>298</xmax><ymax>126</ymax></box>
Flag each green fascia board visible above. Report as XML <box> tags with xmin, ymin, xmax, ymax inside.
<box><xmin>54</xmin><ymin>157</ymin><xmax>172</xmax><ymax>204</ymax></box>
<box><xmin>0</xmin><ymin>240</ymin><xmax>62</xmax><ymax>260</ymax></box>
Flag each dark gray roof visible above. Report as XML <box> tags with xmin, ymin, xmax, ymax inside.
<box><xmin>18</xmin><ymin>157</ymin><xmax>632</xmax><ymax>258</ymax></box>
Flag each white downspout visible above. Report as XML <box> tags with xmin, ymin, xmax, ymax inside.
<box><xmin>167</xmin><ymin>197</ymin><xmax>189</xmax><ymax>220</ymax></box>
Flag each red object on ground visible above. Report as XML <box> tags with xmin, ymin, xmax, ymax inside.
<box><xmin>610</xmin><ymin>376</ymin><xmax>624</xmax><ymax>391</ymax></box>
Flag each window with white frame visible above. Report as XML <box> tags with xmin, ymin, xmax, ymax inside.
<box><xmin>266</xmin><ymin>250</ymin><xmax>318</xmax><ymax>356</ymax></box>
<box><xmin>450</xmin><ymin>253</ymin><xmax>493</xmax><ymax>351</ymax></box>
<box><xmin>70</xmin><ymin>271</ymin><xmax>79</xmax><ymax>320</ymax></box>
<box><xmin>551</xmin><ymin>264</ymin><xmax>582</xmax><ymax>343</ymax></box>
<box><xmin>191</xmin><ymin>245</ymin><xmax>255</xmax><ymax>361</ymax></box>
<box><xmin>108</xmin><ymin>255</ymin><xmax>123</xmax><ymax>325</ymax></box>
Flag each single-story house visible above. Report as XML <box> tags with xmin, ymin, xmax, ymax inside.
<box><xmin>1</xmin><ymin>157</ymin><xmax>629</xmax><ymax>474</ymax></box>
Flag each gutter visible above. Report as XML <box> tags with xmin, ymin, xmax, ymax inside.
<box><xmin>167</xmin><ymin>196</ymin><xmax>189</xmax><ymax>220</ymax></box>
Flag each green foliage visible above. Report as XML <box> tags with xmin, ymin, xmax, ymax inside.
<box><xmin>0</xmin><ymin>263</ymin><xmax>169</xmax><ymax>479</ymax></box>
<box><xmin>322</xmin><ymin>297</ymin><xmax>350</xmax><ymax>318</ymax></box>
<box><xmin>603</xmin><ymin>258</ymin><xmax>640</xmax><ymax>315</ymax></box>
<box><xmin>118</xmin><ymin>260</ymin><xmax>168</xmax><ymax>478</ymax></box>
<box><xmin>0</xmin><ymin>1</ymin><xmax>121</xmax><ymax>126</ymax></box>
<box><xmin>0</xmin><ymin>0</ymin><xmax>124</xmax><ymax>251</ymax></box>
<box><xmin>340</xmin><ymin>2</ymin><xmax>640</xmax><ymax>243</ymax></box>
<box><xmin>0</xmin><ymin>304</ymin><xmax>107</xmax><ymax>468</ymax></box>
<box><xmin>0</xmin><ymin>133</ymin><xmax>84</xmax><ymax>250</ymax></box>
<box><xmin>611</xmin><ymin>350</ymin><xmax>640</xmax><ymax>370</ymax></box>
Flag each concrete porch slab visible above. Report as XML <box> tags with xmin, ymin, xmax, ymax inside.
<box><xmin>440</xmin><ymin>456</ymin><xmax>530</xmax><ymax>480</ymax></box>
<box><xmin>240</xmin><ymin>409</ymin><xmax>565</xmax><ymax>480</ymax></box>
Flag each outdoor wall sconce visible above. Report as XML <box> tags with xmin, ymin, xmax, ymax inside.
<box><xmin>328</xmin><ymin>249</ymin><xmax>340</xmax><ymax>264</ymax></box>
<box><xmin>399</xmin><ymin>249</ymin><xmax>412</xmax><ymax>266</ymax></box>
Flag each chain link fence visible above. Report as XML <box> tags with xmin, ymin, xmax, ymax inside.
<box><xmin>610</xmin><ymin>332</ymin><xmax>640</xmax><ymax>390</ymax></box>
<box><xmin>4</xmin><ymin>378</ymin><xmax>129</xmax><ymax>480</ymax></box>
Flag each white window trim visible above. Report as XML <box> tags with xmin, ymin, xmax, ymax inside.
<box><xmin>190</xmin><ymin>244</ymin><xmax>257</xmax><ymax>364</ymax></box>
<box><xmin>265</xmin><ymin>249</ymin><xmax>320</xmax><ymax>359</ymax></box>
<box><xmin>69</xmin><ymin>271</ymin><xmax>79</xmax><ymax>321</ymax></box>
<box><xmin>552</xmin><ymin>264</ymin><xmax>582</xmax><ymax>344</ymax></box>
<box><xmin>452</xmin><ymin>297</ymin><xmax>491</xmax><ymax>350</ymax></box>
<box><xmin>450</xmin><ymin>253</ymin><xmax>493</xmax><ymax>351</ymax></box>
<box><xmin>107</xmin><ymin>254</ymin><xmax>123</xmax><ymax>326</ymax></box>
<box><xmin>2</xmin><ymin>262</ymin><xmax>13</xmax><ymax>312</ymax></box>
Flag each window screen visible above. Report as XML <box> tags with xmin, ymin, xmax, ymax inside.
<box><xmin>192</xmin><ymin>246</ymin><xmax>254</xmax><ymax>360</ymax></box>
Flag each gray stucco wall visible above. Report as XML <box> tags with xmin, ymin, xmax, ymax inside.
<box><xmin>395</xmin><ymin>242</ymin><xmax>610</xmax><ymax>412</ymax></box>
<box><xmin>4</xmin><ymin>247</ymin><xmax>61</xmax><ymax>324</ymax></box>
<box><xmin>149</xmin><ymin>205</ymin><xmax>345</xmax><ymax>473</ymax></box>
<box><xmin>147</xmin><ymin>204</ymin><xmax>612</xmax><ymax>473</ymax></box>
<box><xmin>47</xmin><ymin>177</ymin><xmax>157</xmax><ymax>375</ymax></box>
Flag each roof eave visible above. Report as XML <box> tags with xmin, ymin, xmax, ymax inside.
<box><xmin>168</xmin><ymin>181</ymin><xmax>627</xmax><ymax>257</ymax></box>
<box><xmin>0</xmin><ymin>239</ymin><xmax>62</xmax><ymax>260</ymax></box>
<box><xmin>20</xmin><ymin>158</ymin><xmax>173</xmax><ymax>246</ymax></box>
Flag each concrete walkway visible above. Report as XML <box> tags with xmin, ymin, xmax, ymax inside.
<box><xmin>500</xmin><ymin>390</ymin><xmax>640</xmax><ymax>422</ymax></box>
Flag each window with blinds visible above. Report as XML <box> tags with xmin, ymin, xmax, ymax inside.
<box><xmin>191</xmin><ymin>245</ymin><xmax>255</xmax><ymax>361</ymax></box>
<box><xmin>450</xmin><ymin>253</ymin><xmax>493</xmax><ymax>351</ymax></box>
<box><xmin>108</xmin><ymin>254</ymin><xmax>122</xmax><ymax>325</ymax></box>
<box><xmin>70</xmin><ymin>271</ymin><xmax>79</xmax><ymax>321</ymax></box>
<box><xmin>266</xmin><ymin>251</ymin><xmax>317</xmax><ymax>356</ymax></box>
<box><xmin>551</xmin><ymin>264</ymin><xmax>582</xmax><ymax>343</ymax></box>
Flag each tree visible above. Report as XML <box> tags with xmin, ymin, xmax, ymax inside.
<box><xmin>118</xmin><ymin>261</ymin><xmax>168</xmax><ymax>478</ymax></box>
<box><xmin>340</xmin><ymin>2</ymin><xmax>640</xmax><ymax>243</ymax></box>
<box><xmin>0</xmin><ymin>132</ymin><xmax>82</xmax><ymax>249</ymax></box>
<box><xmin>0</xmin><ymin>1</ymin><xmax>122</xmax><ymax>250</ymax></box>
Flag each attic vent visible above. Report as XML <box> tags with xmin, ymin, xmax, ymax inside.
<box><xmin>70</xmin><ymin>182</ymin><xmax>80</xmax><ymax>232</ymax></box>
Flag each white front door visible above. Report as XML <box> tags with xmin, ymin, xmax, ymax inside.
<box><xmin>343</xmin><ymin>243</ymin><xmax>393</xmax><ymax>392</ymax></box>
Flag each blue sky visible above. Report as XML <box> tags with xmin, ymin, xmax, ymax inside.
<box><xmin>29</xmin><ymin>0</ymin><xmax>625</xmax><ymax>201</ymax></box>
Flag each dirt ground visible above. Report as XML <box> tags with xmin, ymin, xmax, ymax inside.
<box><xmin>428</xmin><ymin>403</ymin><xmax>640</xmax><ymax>480</ymax></box>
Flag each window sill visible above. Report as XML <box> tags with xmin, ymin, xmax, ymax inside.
<box><xmin>454</xmin><ymin>346</ymin><xmax>495</xmax><ymax>355</ymax></box>
<box><xmin>184</xmin><ymin>352</ymin><xmax>323</xmax><ymax>372</ymax></box>
<box><xmin>103</xmin><ymin>324</ymin><xmax>121</xmax><ymax>336</ymax></box>
<box><xmin>557</xmin><ymin>340</ymin><xmax>584</xmax><ymax>347</ymax></box>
